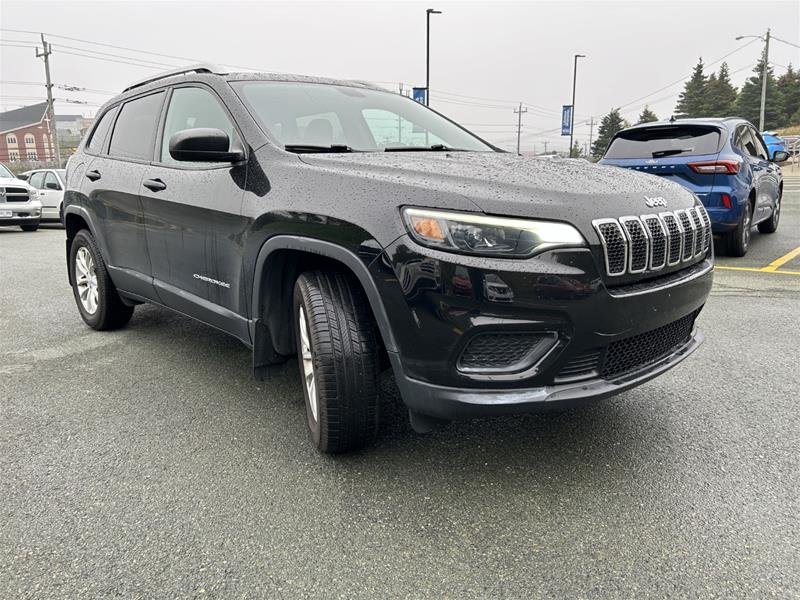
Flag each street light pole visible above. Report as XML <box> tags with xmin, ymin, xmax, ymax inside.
<box><xmin>569</xmin><ymin>53</ymin><xmax>585</xmax><ymax>158</ymax></box>
<box><xmin>426</xmin><ymin>8</ymin><xmax>442</xmax><ymax>106</ymax></box>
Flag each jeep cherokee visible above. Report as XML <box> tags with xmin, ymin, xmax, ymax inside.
<box><xmin>63</xmin><ymin>65</ymin><xmax>713</xmax><ymax>453</ymax></box>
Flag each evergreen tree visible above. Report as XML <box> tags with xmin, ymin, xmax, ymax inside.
<box><xmin>591</xmin><ymin>108</ymin><xmax>626</xmax><ymax>158</ymax></box>
<box><xmin>735</xmin><ymin>47</ymin><xmax>782</xmax><ymax>129</ymax></box>
<box><xmin>637</xmin><ymin>106</ymin><xmax>658</xmax><ymax>124</ymax></box>
<box><xmin>570</xmin><ymin>141</ymin><xmax>585</xmax><ymax>158</ymax></box>
<box><xmin>703</xmin><ymin>62</ymin><xmax>738</xmax><ymax>117</ymax></box>
<box><xmin>675</xmin><ymin>58</ymin><xmax>707</xmax><ymax>118</ymax></box>
<box><xmin>776</xmin><ymin>64</ymin><xmax>800</xmax><ymax>127</ymax></box>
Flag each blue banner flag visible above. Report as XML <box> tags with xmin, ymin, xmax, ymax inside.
<box><xmin>561</xmin><ymin>105</ymin><xmax>573</xmax><ymax>136</ymax></box>
<box><xmin>412</xmin><ymin>87</ymin><xmax>427</xmax><ymax>104</ymax></box>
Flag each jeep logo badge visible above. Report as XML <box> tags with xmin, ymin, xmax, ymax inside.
<box><xmin>644</xmin><ymin>195</ymin><xmax>667</xmax><ymax>208</ymax></box>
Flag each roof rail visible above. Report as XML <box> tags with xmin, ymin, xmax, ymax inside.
<box><xmin>122</xmin><ymin>63</ymin><xmax>227</xmax><ymax>93</ymax></box>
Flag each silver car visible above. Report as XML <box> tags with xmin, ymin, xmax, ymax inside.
<box><xmin>0</xmin><ymin>163</ymin><xmax>42</xmax><ymax>232</ymax></box>
<box><xmin>19</xmin><ymin>168</ymin><xmax>66</xmax><ymax>223</ymax></box>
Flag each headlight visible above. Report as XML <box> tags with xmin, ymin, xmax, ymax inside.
<box><xmin>402</xmin><ymin>207</ymin><xmax>585</xmax><ymax>258</ymax></box>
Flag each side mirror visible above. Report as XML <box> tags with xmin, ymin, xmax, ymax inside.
<box><xmin>16</xmin><ymin>173</ymin><xmax>29</xmax><ymax>180</ymax></box>
<box><xmin>45</xmin><ymin>181</ymin><xmax>61</xmax><ymax>190</ymax></box>
<box><xmin>771</xmin><ymin>150</ymin><xmax>789</xmax><ymax>163</ymax></box>
<box><xmin>168</xmin><ymin>128</ymin><xmax>244</xmax><ymax>163</ymax></box>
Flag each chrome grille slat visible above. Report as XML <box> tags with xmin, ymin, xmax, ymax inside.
<box><xmin>593</xmin><ymin>207</ymin><xmax>711</xmax><ymax>277</ymax></box>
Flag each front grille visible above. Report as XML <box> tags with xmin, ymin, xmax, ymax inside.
<box><xmin>1</xmin><ymin>187</ymin><xmax>30</xmax><ymax>203</ymax></box>
<box><xmin>601</xmin><ymin>311</ymin><xmax>697</xmax><ymax>379</ymax></box>
<box><xmin>593</xmin><ymin>206</ymin><xmax>711</xmax><ymax>277</ymax></box>
<box><xmin>555</xmin><ymin>311</ymin><xmax>698</xmax><ymax>383</ymax></box>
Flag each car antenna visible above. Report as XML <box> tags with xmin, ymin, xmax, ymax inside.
<box><xmin>669</xmin><ymin>115</ymin><xmax>676</xmax><ymax>123</ymax></box>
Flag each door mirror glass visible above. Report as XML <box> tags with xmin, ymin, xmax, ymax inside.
<box><xmin>168</xmin><ymin>128</ymin><xmax>243</xmax><ymax>162</ymax></box>
<box><xmin>45</xmin><ymin>181</ymin><xmax>60</xmax><ymax>190</ymax></box>
<box><xmin>771</xmin><ymin>150</ymin><xmax>789</xmax><ymax>163</ymax></box>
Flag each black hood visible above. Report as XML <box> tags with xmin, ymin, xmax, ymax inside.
<box><xmin>297</xmin><ymin>151</ymin><xmax>698</xmax><ymax>223</ymax></box>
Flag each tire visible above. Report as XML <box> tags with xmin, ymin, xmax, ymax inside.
<box><xmin>20</xmin><ymin>223</ymin><xmax>39</xmax><ymax>232</ymax></box>
<box><xmin>69</xmin><ymin>229</ymin><xmax>134</xmax><ymax>330</ymax></box>
<box><xmin>757</xmin><ymin>192</ymin><xmax>781</xmax><ymax>234</ymax></box>
<box><xmin>726</xmin><ymin>200</ymin><xmax>752</xmax><ymax>257</ymax></box>
<box><xmin>293</xmin><ymin>270</ymin><xmax>380</xmax><ymax>453</ymax></box>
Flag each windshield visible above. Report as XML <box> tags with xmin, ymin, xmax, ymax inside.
<box><xmin>0</xmin><ymin>163</ymin><xmax>13</xmax><ymax>178</ymax></box>
<box><xmin>604</xmin><ymin>125</ymin><xmax>723</xmax><ymax>159</ymax></box>
<box><xmin>231</xmin><ymin>81</ymin><xmax>495</xmax><ymax>153</ymax></box>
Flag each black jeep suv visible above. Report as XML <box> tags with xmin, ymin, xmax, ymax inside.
<box><xmin>64</xmin><ymin>65</ymin><xmax>713</xmax><ymax>453</ymax></box>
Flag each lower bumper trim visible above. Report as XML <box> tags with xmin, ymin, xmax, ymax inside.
<box><xmin>390</xmin><ymin>328</ymin><xmax>704</xmax><ymax>419</ymax></box>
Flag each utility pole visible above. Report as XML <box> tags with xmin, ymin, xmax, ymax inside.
<box><xmin>569</xmin><ymin>53</ymin><xmax>586</xmax><ymax>158</ymax></box>
<box><xmin>543</xmin><ymin>141</ymin><xmax>549</xmax><ymax>154</ymax></box>
<box><xmin>759</xmin><ymin>29</ymin><xmax>770</xmax><ymax>131</ymax></box>
<box><xmin>36</xmin><ymin>34</ymin><xmax>61</xmax><ymax>168</ymax></box>
<box><xmin>514</xmin><ymin>103</ymin><xmax>527</xmax><ymax>155</ymax></box>
<box><xmin>588</xmin><ymin>116</ymin><xmax>595</xmax><ymax>156</ymax></box>
<box><xmin>425</xmin><ymin>8</ymin><xmax>442</xmax><ymax>106</ymax></box>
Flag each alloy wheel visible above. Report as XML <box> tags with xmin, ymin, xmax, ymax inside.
<box><xmin>298</xmin><ymin>306</ymin><xmax>318</xmax><ymax>421</ymax></box>
<box><xmin>75</xmin><ymin>246</ymin><xmax>99</xmax><ymax>314</ymax></box>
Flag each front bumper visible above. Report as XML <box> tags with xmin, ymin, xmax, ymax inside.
<box><xmin>372</xmin><ymin>236</ymin><xmax>713</xmax><ymax>418</ymax></box>
<box><xmin>0</xmin><ymin>201</ymin><xmax>42</xmax><ymax>227</ymax></box>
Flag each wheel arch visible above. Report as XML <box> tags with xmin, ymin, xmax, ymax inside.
<box><xmin>64</xmin><ymin>206</ymin><xmax>100</xmax><ymax>286</ymax></box>
<box><xmin>250</xmin><ymin>236</ymin><xmax>398</xmax><ymax>376</ymax></box>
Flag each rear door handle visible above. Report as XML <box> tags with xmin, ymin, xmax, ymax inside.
<box><xmin>85</xmin><ymin>170</ymin><xmax>101</xmax><ymax>181</ymax></box>
<box><xmin>143</xmin><ymin>178</ymin><xmax>167</xmax><ymax>192</ymax></box>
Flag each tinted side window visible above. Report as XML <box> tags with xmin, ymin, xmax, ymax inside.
<box><xmin>749</xmin><ymin>128</ymin><xmax>768</xmax><ymax>160</ymax></box>
<box><xmin>29</xmin><ymin>171</ymin><xmax>45</xmax><ymax>189</ymax></box>
<box><xmin>738</xmin><ymin>127</ymin><xmax>760</xmax><ymax>158</ymax></box>
<box><xmin>86</xmin><ymin>107</ymin><xmax>118</xmax><ymax>154</ymax></box>
<box><xmin>160</xmin><ymin>87</ymin><xmax>236</xmax><ymax>164</ymax></box>
<box><xmin>109</xmin><ymin>92</ymin><xmax>165</xmax><ymax>161</ymax></box>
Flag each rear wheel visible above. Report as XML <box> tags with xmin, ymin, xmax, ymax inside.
<box><xmin>293</xmin><ymin>271</ymin><xmax>379</xmax><ymax>454</ymax></box>
<box><xmin>757</xmin><ymin>192</ymin><xmax>781</xmax><ymax>234</ymax></box>
<box><xmin>20</xmin><ymin>223</ymin><xmax>39</xmax><ymax>232</ymax></box>
<box><xmin>69</xmin><ymin>229</ymin><xmax>134</xmax><ymax>330</ymax></box>
<box><xmin>726</xmin><ymin>200</ymin><xmax>752</xmax><ymax>257</ymax></box>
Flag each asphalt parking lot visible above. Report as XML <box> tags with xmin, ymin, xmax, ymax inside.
<box><xmin>1</xmin><ymin>183</ymin><xmax>799</xmax><ymax>598</ymax></box>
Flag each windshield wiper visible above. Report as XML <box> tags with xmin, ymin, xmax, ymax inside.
<box><xmin>284</xmin><ymin>144</ymin><xmax>356</xmax><ymax>153</ymax></box>
<box><xmin>384</xmin><ymin>144</ymin><xmax>467</xmax><ymax>152</ymax></box>
<box><xmin>651</xmin><ymin>148</ymin><xmax>693</xmax><ymax>158</ymax></box>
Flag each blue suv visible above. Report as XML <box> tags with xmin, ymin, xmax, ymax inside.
<box><xmin>600</xmin><ymin>118</ymin><xmax>788</xmax><ymax>256</ymax></box>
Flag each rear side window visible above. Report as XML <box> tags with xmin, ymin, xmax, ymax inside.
<box><xmin>86</xmin><ymin>107</ymin><xmax>117</xmax><ymax>154</ymax></box>
<box><xmin>108</xmin><ymin>92</ymin><xmax>165</xmax><ymax>161</ymax></box>
<box><xmin>604</xmin><ymin>126</ymin><xmax>722</xmax><ymax>159</ymax></box>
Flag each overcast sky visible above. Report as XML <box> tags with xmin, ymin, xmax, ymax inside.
<box><xmin>1</xmin><ymin>0</ymin><xmax>798</xmax><ymax>152</ymax></box>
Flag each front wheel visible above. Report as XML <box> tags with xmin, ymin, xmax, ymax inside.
<box><xmin>69</xmin><ymin>229</ymin><xmax>134</xmax><ymax>330</ymax></box>
<box><xmin>757</xmin><ymin>193</ymin><xmax>781</xmax><ymax>234</ymax></box>
<box><xmin>293</xmin><ymin>271</ymin><xmax>380</xmax><ymax>454</ymax></box>
<box><xmin>726</xmin><ymin>200</ymin><xmax>752</xmax><ymax>257</ymax></box>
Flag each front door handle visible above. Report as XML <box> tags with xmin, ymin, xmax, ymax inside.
<box><xmin>85</xmin><ymin>170</ymin><xmax>101</xmax><ymax>181</ymax></box>
<box><xmin>143</xmin><ymin>178</ymin><xmax>167</xmax><ymax>192</ymax></box>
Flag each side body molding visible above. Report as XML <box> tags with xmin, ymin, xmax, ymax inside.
<box><xmin>250</xmin><ymin>235</ymin><xmax>399</xmax><ymax>358</ymax></box>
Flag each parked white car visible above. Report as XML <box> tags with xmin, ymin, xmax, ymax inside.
<box><xmin>19</xmin><ymin>168</ymin><xmax>66</xmax><ymax>223</ymax></box>
<box><xmin>0</xmin><ymin>163</ymin><xmax>41</xmax><ymax>232</ymax></box>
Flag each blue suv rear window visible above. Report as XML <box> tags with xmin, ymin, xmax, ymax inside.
<box><xmin>605</xmin><ymin>125</ymin><xmax>723</xmax><ymax>159</ymax></box>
